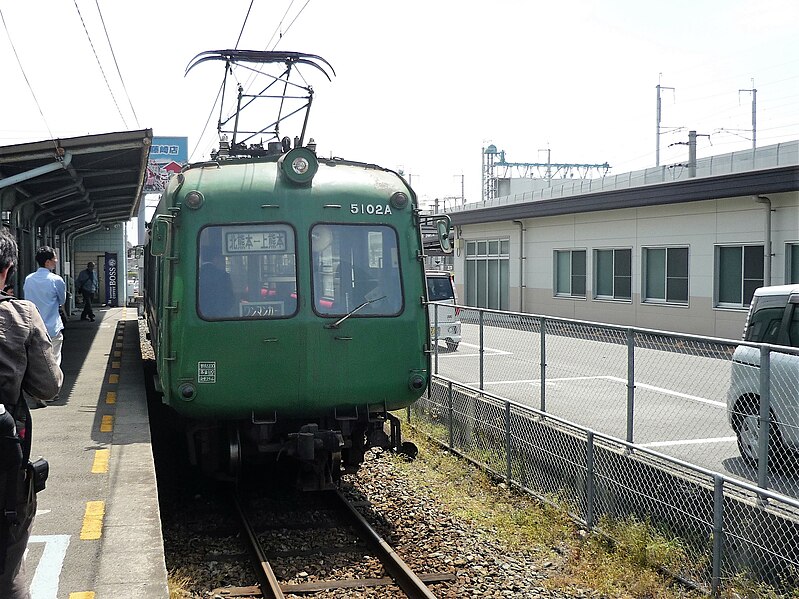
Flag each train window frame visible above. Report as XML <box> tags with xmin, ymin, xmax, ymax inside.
<box><xmin>196</xmin><ymin>222</ymin><xmax>299</xmax><ymax>321</ymax></box>
<box><xmin>310</xmin><ymin>223</ymin><xmax>404</xmax><ymax>318</ymax></box>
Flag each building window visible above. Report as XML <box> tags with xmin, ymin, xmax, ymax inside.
<box><xmin>554</xmin><ymin>249</ymin><xmax>586</xmax><ymax>298</ymax></box>
<box><xmin>788</xmin><ymin>243</ymin><xmax>799</xmax><ymax>284</ymax></box>
<box><xmin>643</xmin><ymin>247</ymin><xmax>688</xmax><ymax>304</ymax></box>
<box><xmin>594</xmin><ymin>248</ymin><xmax>631</xmax><ymax>300</ymax></box>
<box><xmin>716</xmin><ymin>244</ymin><xmax>764</xmax><ymax>308</ymax></box>
<box><xmin>465</xmin><ymin>239</ymin><xmax>509</xmax><ymax>309</ymax></box>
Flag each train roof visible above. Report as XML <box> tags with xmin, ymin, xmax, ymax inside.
<box><xmin>178</xmin><ymin>152</ymin><xmax>412</xmax><ymax>194</ymax></box>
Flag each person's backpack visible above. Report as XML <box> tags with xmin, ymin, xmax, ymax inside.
<box><xmin>0</xmin><ymin>397</ymin><xmax>28</xmax><ymax>576</ymax></box>
<box><xmin>0</xmin><ymin>295</ymin><xmax>48</xmax><ymax>575</ymax></box>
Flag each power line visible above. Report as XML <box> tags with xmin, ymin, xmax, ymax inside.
<box><xmin>272</xmin><ymin>0</ymin><xmax>312</xmax><ymax>51</ymax></box>
<box><xmin>234</xmin><ymin>0</ymin><xmax>255</xmax><ymax>48</ymax></box>
<box><xmin>239</xmin><ymin>0</ymin><xmax>302</xmax><ymax>92</ymax></box>
<box><xmin>72</xmin><ymin>0</ymin><xmax>128</xmax><ymax>128</ymax></box>
<box><xmin>94</xmin><ymin>0</ymin><xmax>140</xmax><ymax>128</ymax></box>
<box><xmin>0</xmin><ymin>7</ymin><xmax>58</xmax><ymax>148</ymax></box>
<box><xmin>189</xmin><ymin>0</ymin><xmax>255</xmax><ymax>162</ymax></box>
<box><xmin>266</xmin><ymin>0</ymin><xmax>298</xmax><ymax>51</ymax></box>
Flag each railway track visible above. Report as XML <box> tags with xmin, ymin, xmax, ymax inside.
<box><xmin>212</xmin><ymin>488</ymin><xmax>455</xmax><ymax>598</ymax></box>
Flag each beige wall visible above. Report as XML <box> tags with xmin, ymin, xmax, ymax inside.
<box><xmin>455</xmin><ymin>191</ymin><xmax>799</xmax><ymax>339</ymax></box>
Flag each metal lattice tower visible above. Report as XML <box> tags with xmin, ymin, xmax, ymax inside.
<box><xmin>482</xmin><ymin>145</ymin><xmax>610</xmax><ymax>201</ymax></box>
<box><xmin>481</xmin><ymin>144</ymin><xmax>500</xmax><ymax>203</ymax></box>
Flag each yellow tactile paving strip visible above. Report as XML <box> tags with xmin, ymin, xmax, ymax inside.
<box><xmin>75</xmin><ymin>311</ymin><xmax>128</xmax><ymax>596</ymax></box>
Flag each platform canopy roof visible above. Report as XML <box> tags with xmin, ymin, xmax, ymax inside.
<box><xmin>0</xmin><ymin>129</ymin><xmax>153</xmax><ymax>233</ymax></box>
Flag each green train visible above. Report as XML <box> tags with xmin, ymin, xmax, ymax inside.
<box><xmin>144</xmin><ymin>143</ymin><xmax>453</xmax><ymax>488</ymax></box>
<box><xmin>144</xmin><ymin>51</ymin><xmax>451</xmax><ymax>488</ymax></box>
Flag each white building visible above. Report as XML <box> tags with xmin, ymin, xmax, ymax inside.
<box><xmin>446</xmin><ymin>141</ymin><xmax>799</xmax><ymax>339</ymax></box>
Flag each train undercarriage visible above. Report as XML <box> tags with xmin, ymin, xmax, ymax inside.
<box><xmin>184</xmin><ymin>409</ymin><xmax>418</xmax><ymax>490</ymax></box>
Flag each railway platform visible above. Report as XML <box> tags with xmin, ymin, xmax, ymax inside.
<box><xmin>22</xmin><ymin>306</ymin><xmax>168</xmax><ymax>599</ymax></box>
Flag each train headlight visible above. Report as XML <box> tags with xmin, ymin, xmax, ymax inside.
<box><xmin>390</xmin><ymin>191</ymin><xmax>409</xmax><ymax>210</ymax></box>
<box><xmin>178</xmin><ymin>383</ymin><xmax>197</xmax><ymax>401</ymax></box>
<box><xmin>279</xmin><ymin>147</ymin><xmax>318</xmax><ymax>185</ymax></box>
<box><xmin>408</xmin><ymin>373</ymin><xmax>426</xmax><ymax>391</ymax></box>
<box><xmin>184</xmin><ymin>191</ymin><xmax>204</xmax><ymax>210</ymax></box>
<box><xmin>292</xmin><ymin>156</ymin><xmax>309</xmax><ymax>174</ymax></box>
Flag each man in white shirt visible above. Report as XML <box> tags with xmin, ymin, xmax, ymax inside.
<box><xmin>23</xmin><ymin>247</ymin><xmax>66</xmax><ymax>403</ymax></box>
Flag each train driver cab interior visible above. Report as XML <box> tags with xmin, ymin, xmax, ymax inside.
<box><xmin>311</xmin><ymin>224</ymin><xmax>402</xmax><ymax>317</ymax></box>
<box><xmin>198</xmin><ymin>224</ymin><xmax>298</xmax><ymax>320</ymax></box>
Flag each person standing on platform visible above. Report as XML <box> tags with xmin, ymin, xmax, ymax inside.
<box><xmin>0</xmin><ymin>230</ymin><xmax>62</xmax><ymax>599</ymax></box>
<box><xmin>75</xmin><ymin>261</ymin><xmax>98</xmax><ymax>322</ymax></box>
<box><xmin>23</xmin><ymin>247</ymin><xmax>66</xmax><ymax>368</ymax></box>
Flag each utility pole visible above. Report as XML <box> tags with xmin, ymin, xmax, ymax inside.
<box><xmin>687</xmin><ymin>130</ymin><xmax>710</xmax><ymax>178</ymax></box>
<box><xmin>656</xmin><ymin>78</ymin><xmax>676</xmax><ymax>167</ymax></box>
<box><xmin>739</xmin><ymin>80</ymin><xmax>757</xmax><ymax>150</ymax></box>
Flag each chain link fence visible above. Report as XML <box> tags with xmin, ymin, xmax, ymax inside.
<box><xmin>421</xmin><ymin>303</ymin><xmax>799</xmax><ymax>595</ymax></box>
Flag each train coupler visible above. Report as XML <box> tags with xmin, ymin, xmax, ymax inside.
<box><xmin>290</xmin><ymin>423</ymin><xmax>343</xmax><ymax>461</ymax></box>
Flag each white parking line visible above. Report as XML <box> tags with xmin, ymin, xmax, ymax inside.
<box><xmin>604</xmin><ymin>376</ymin><xmax>726</xmax><ymax>408</ymax></box>
<box><xmin>640</xmin><ymin>436</ymin><xmax>737</xmax><ymax>448</ymax></box>
<box><xmin>437</xmin><ymin>342</ymin><xmax>511</xmax><ymax>357</ymax></box>
<box><xmin>480</xmin><ymin>376</ymin><xmax>605</xmax><ymax>385</ymax></box>
<box><xmin>466</xmin><ymin>375</ymin><xmax>726</xmax><ymax>408</ymax></box>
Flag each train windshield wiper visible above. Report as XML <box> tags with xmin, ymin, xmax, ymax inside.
<box><xmin>324</xmin><ymin>296</ymin><xmax>386</xmax><ymax>329</ymax></box>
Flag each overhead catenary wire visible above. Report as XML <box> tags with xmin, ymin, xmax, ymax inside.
<box><xmin>94</xmin><ymin>0</ymin><xmax>140</xmax><ymax>128</ymax></box>
<box><xmin>72</xmin><ymin>0</ymin><xmax>128</xmax><ymax>129</ymax></box>
<box><xmin>0</xmin><ymin>7</ymin><xmax>58</xmax><ymax>150</ymax></box>
<box><xmin>270</xmin><ymin>0</ymin><xmax>312</xmax><ymax>51</ymax></box>
<box><xmin>189</xmin><ymin>0</ymin><xmax>256</xmax><ymax>162</ymax></box>
<box><xmin>234</xmin><ymin>0</ymin><xmax>255</xmax><ymax>49</ymax></box>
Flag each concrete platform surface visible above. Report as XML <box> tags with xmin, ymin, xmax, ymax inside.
<box><xmin>22</xmin><ymin>306</ymin><xmax>168</xmax><ymax>599</ymax></box>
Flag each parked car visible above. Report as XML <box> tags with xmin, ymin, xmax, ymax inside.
<box><xmin>727</xmin><ymin>284</ymin><xmax>799</xmax><ymax>467</ymax></box>
<box><xmin>426</xmin><ymin>270</ymin><xmax>461</xmax><ymax>351</ymax></box>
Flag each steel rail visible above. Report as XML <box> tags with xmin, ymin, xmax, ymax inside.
<box><xmin>233</xmin><ymin>493</ymin><xmax>285</xmax><ymax>599</ymax></box>
<box><xmin>332</xmin><ymin>489</ymin><xmax>438</xmax><ymax>599</ymax></box>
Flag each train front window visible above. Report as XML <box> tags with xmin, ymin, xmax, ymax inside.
<box><xmin>198</xmin><ymin>224</ymin><xmax>297</xmax><ymax>320</ymax></box>
<box><xmin>311</xmin><ymin>224</ymin><xmax>402</xmax><ymax>316</ymax></box>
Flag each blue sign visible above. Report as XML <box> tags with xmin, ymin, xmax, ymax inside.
<box><xmin>145</xmin><ymin>136</ymin><xmax>189</xmax><ymax>192</ymax></box>
<box><xmin>148</xmin><ymin>136</ymin><xmax>188</xmax><ymax>163</ymax></box>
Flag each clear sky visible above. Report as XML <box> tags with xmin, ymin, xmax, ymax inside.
<box><xmin>1</xmin><ymin>1</ymin><xmax>797</xmax><ymax>211</ymax></box>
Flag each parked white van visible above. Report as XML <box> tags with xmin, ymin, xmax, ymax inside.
<box><xmin>426</xmin><ymin>271</ymin><xmax>461</xmax><ymax>351</ymax></box>
<box><xmin>727</xmin><ymin>284</ymin><xmax>799</xmax><ymax>467</ymax></box>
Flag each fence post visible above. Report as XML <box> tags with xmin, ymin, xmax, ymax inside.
<box><xmin>586</xmin><ymin>430</ymin><xmax>595</xmax><ymax>529</ymax></box>
<box><xmin>626</xmin><ymin>328</ymin><xmax>635</xmax><ymax>444</ymax></box>
<box><xmin>505</xmin><ymin>401</ymin><xmax>512</xmax><ymax>485</ymax></box>
<box><xmin>447</xmin><ymin>380</ymin><xmax>454</xmax><ymax>450</ymax></box>
<box><xmin>758</xmin><ymin>345</ymin><xmax>771</xmax><ymax>491</ymax></box>
<box><xmin>434</xmin><ymin>304</ymin><xmax>440</xmax><ymax>374</ymax></box>
<box><xmin>711</xmin><ymin>474</ymin><xmax>724</xmax><ymax>597</ymax></box>
<box><xmin>540</xmin><ymin>316</ymin><xmax>547</xmax><ymax>412</ymax></box>
<box><xmin>479</xmin><ymin>309</ymin><xmax>485</xmax><ymax>391</ymax></box>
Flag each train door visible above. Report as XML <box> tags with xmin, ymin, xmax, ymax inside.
<box><xmin>309</xmin><ymin>224</ymin><xmax>406</xmax><ymax>407</ymax></box>
<box><xmin>190</xmin><ymin>224</ymin><xmax>302</xmax><ymax>415</ymax></box>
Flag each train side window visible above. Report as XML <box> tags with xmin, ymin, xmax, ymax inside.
<box><xmin>311</xmin><ymin>224</ymin><xmax>402</xmax><ymax>317</ymax></box>
<box><xmin>198</xmin><ymin>224</ymin><xmax>297</xmax><ymax>320</ymax></box>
